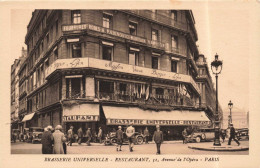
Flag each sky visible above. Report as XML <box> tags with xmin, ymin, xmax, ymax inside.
<box><xmin>8</xmin><ymin>5</ymin><xmax>250</xmax><ymax>114</ymax></box>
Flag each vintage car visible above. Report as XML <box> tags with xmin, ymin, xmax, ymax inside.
<box><xmin>190</xmin><ymin>128</ymin><xmax>215</xmax><ymax>143</ymax></box>
<box><xmin>105</xmin><ymin>131</ymin><xmax>144</xmax><ymax>145</ymax></box>
<box><xmin>236</xmin><ymin>128</ymin><xmax>249</xmax><ymax>140</ymax></box>
<box><xmin>27</xmin><ymin>127</ymin><xmax>44</xmax><ymax>143</ymax></box>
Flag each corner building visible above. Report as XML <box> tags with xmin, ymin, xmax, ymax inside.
<box><xmin>23</xmin><ymin>10</ymin><xmax>215</xmax><ymax>140</ymax></box>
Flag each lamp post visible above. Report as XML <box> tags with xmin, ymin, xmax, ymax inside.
<box><xmin>228</xmin><ymin>100</ymin><xmax>233</xmax><ymax>127</ymax></box>
<box><xmin>211</xmin><ymin>53</ymin><xmax>223</xmax><ymax>146</ymax></box>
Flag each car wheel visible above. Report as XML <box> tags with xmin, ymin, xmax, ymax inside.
<box><xmin>195</xmin><ymin>136</ymin><xmax>201</xmax><ymax>143</ymax></box>
<box><xmin>136</xmin><ymin>136</ymin><xmax>143</xmax><ymax>145</ymax></box>
<box><xmin>111</xmin><ymin>139</ymin><xmax>117</xmax><ymax>144</ymax></box>
<box><xmin>32</xmin><ymin>140</ymin><xmax>35</xmax><ymax>144</ymax></box>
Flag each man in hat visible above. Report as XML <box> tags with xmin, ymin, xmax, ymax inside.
<box><xmin>153</xmin><ymin>125</ymin><xmax>163</xmax><ymax>155</ymax></box>
<box><xmin>97</xmin><ymin>127</ymin><xmax>103</xmax><ymax>144</ymax></box>
<box><xmin>67</xmin><ymin>126</ymin><xmax>74</xmax><ymax>146</ymax></box>
<box><xmin>228</xmin><ymin>123</ymin><xmax>240</xmax><ymax>146</ymax></box>
<box><xmin>143</xmin><ymin>127</ymin><xmax>150</xmax><ymax>144</ymax></box>
<box><xmin>126</xmin><ymin>123</ymin><xmax>135</xmax><ymax>152</ymax></box>
<box><xmin>116</xmin><ymin>126</ymin><xmax>123</xmax><ymax>151</ymax></box>
<box><xmin>41</xmin><ymin>126</ymin><xmax>54</xmax><ymax>154</ymax></box>
<box><xmin>182</xmin><ymin>128</ymin><xmax>188</xmax><ymax>144</ymax></box>
<box><xmin>77</xmin><ymin>127</ymin><xmax>83</xmax><ymax>145</ymax></box>
<box><xmin>86</xmin><ymin>128</ymin><xmax>92</xmax><ymax>146</ymax></box>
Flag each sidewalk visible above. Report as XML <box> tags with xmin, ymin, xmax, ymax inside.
<box><xmin>69</xmin><ymin>140</ymin><xmax>183</xmax><ymax>146</ymax></box>
<box><xmin>188</xmin><ymin>142</ymin><xmax>249</xmax><ymax>151</ymax></box>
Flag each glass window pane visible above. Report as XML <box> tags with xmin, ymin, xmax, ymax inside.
<box><xmin>103</xmin><ymin>45</ymin><xmax>112</xmax><ymax>61</ymax></box>
<box><xmin>152</xmin><ymin>56</ymin><xmax>158</xmax><ymax>69</ymax></box>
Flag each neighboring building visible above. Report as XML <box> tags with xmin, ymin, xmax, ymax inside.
<box><xmin>10</xmin><ymin>47</ymin><xmax>27</xmax><ymax>130</ymax></box>
<box><xmin>14</xmin><ymin>10</ymin><xmax>221</xmax><ymax>140</ymax></box>
<box><xmin>222</xmin><ymin>107</ymin><xmax>248</xmax><ymax>129</ymax></box>
<box><xmin>196</xmin><ymin>54</ymin><xmax>223</xmax><ymax>127</ymax></box>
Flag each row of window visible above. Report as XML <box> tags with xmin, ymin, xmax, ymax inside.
<box><xmin>72</xmin><ymin>11</ymin><xmax>179</xmax><ymax>47</ymax></box>
<box><xmin>70</xmin><ymin>41</ymin><xmax>178</xmax><ymax>72</ymax></box>
<box><xmin>28</xmin><ymin>15</ymin><xmax>59</xmax><ymax>70</ymax></box>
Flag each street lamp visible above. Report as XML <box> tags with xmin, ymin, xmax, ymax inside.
<box><xmin>211</xmin><ymin>53</ymin><xmax>223</xmax><ymax>146</ymax></box>
<box><xmin>228</xmin><ymin>100</ymin><xmax>233</xmax><ymax>127</ymax></box>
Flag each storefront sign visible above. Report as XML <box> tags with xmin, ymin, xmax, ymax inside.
<box><xmin>63</xmin><ymin>24</ymin><xmax>164</xmax><ymax>50</ymax></box>
<box><xmin>45</xmin><ymin>57</ymin><xmax>200</xmax><ymax>94</ymax></box>
<box><xmin>63</xmin><ymin>115</ymin><xmax>99</xmax><ymax>122</ymax></box>
<box><xmin>106</xmin><ymin>119</ymin><xmax>210</xmax><ymax>126</ymax></box>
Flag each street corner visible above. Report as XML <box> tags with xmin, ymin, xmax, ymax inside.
<box><xmin>187</xmin><ymin>142</ymin><xmax>249</xmax><ymax>151</ymax></box>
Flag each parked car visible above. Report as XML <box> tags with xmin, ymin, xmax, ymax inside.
<box><xmin>106</xmin><ymin>131</ymin><xmax>144</xmax><ymax>145</ymax></box>
<box><xmin>236</xmin><ymin>128</ymin><xmax>249</xmax><ymax>140</ymax></box>
<box><xmin>190</xmin><ymin>128</ymin><xmax>215</xmax><ymax>143</ymax></box>
<box><xmin>27</xmin><ymin>127</ymin><xmax>44</xmax><ymax>143</ymax></box>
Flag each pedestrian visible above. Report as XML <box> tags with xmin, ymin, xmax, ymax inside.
<box><xmin>41</xmin><ymin>126</ymin><xmax>54</xmax><ymax>154</ymax></box>
<box><xmin>53</xmin><ymin>125</ymin><xmax>67</xmax><ymax>154</ymax></box>
<box><xmin>220</xmin><ymin>129</ymin><xmax>226</xmax><ymax>143</ymax></box>
<box><xmin>86</xmin><ymin>128</ymin><xmax>92</xmax><ymax>146</ymax></box>
<box><xmin>126</xmin><ymin>123</ymin><xmax>135</xmax><ymax>152</ymax></box>
<box><xmin>228</xmin><ymin>123</ymin><xmax>240</xmax><ymax>146</ymax></box>
<box><xmin>116</xmin><ymin>126</ymin><xmax>123</xmax><ymax>151</ymax></box>
<box><xmin>77</xmin><ymin>127</ymin><xmax>83</xmax><ymax>145</ymax></box>
<box><xmin>67</xmin><ymin>126</ymin><xmax>74</xmax><ymax>146</ymax></box>
<box><xmin>182</xmin><ymin>128</ymin><xmax>188</xmax><ymax>144</ymax></box>
<box><xmin>153</xmin><ymin>125</ymin><xmax>163</xmax><ymax>155</ymax></box>
<box><xmin>97</xmin><ymin>127</ymin><xmax>103</xmax><ymax>144</ymax></box>
<box><xmin>143</xmin><ymin>127</ymin><xmax>149</xmax><ymax>144</ymax></box>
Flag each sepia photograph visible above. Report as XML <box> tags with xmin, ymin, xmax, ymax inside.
<box><xmin>1</xmin><ymin>1</ymin><xmax>260</xmax><ymax>168</ymax></box>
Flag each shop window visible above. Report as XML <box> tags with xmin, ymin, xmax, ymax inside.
<box><xmin>171</xmin><ymin>35</ymin><xmax>178</xmax><ymax>48</ymax></box>
<box><xmin>155</xmin><ymin>88</ymin><xmax>164</xmax><ymax>100</ymax></box>
<box><xmin>72</xmin><ymin>10</ymin><xmax>81</xmax><ymax>24</ymax></box>
<box><xmin>102</xmin><ymin>45</ymin><xmax>113</xmax><ymax>61</ymax></box>
<box><xmin>66</xmin><ymin>78</ymin><xmax>82</xmax><ymax>98</ymax></box>
<box><xmin>171</xmin><ymin>60</ymin><xmax>178</xmax><ymax>73</ymax></box>
<box><xmin>119</xmin><ymin>83</ymin><xmax>127</xmax><ymax>94</ymax></box>
<box><xmin>152</xmin><ymin>56</ymin><xmax>159</xmax><ymax>69</ymax></box>
<box><xmin>129</xmin><ymin>50</ymin><xmax>139</xmax><ymax>66</ymax></box>
<box><xmin>171</xmin><ymin>10</ymin><xmax>177</xmax><ymax>21</ymax></box>
<box><xmin>129</xmin><ymin>22</ymin><xmax>137</xmax><ymax>35</ymax></box>
<box><xmin>103</xmin><ymin>13</ymin><xmax>112</xmax><ymax>29</ymax></box>
<box><xmin>156</xmin><ymin>88</ymin><xmax>164</xmax><ymax>95</ymax></box>
<box><xmin>152</xmin><ymin>29</ymin><xmax>159</xmax><ymax>41</ymax></box>
<box><xmin>99</xmin><ymin>81</ymin><xmax>114</xmax><ymax>93</ymax></box>
<box><xmin>72</xmin><ymin>43</ymin><xmax>82</xmax><ymax>58</ymax></box>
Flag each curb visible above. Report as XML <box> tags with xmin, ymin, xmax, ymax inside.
<box><xmin>188</xmin><ymin>145</ymin><xmax>249</xmax><ymax>151</ymax></box>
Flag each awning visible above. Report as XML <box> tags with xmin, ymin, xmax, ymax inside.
<box><xmin>62</xmin><ymin>103</ymin><xmax>99</xmax><ymax>122</ymax></box>
<box><xmin>22</xmin><ymin>113</ymin><xmax>35</xmax><ymax>122</ymax></box>
<box><xmin>102</xmin><ymin>106</ymin><xmax>210</xmax><ymax>126</ymax></box>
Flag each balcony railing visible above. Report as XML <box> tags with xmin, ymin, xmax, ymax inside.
<box><xmin>97</xmin><ymin>92</ymin><xmax>196</xmax><ymax>107</ymax></box>
<box><xmin>125</xmin><ymin>10</ymin><xmax>187</xmax><ymax>31</ymax></box>
<box><xmin>66</xmin><ymin>90</ymin><xmax>86</xmax><ymax>99</ymax></box>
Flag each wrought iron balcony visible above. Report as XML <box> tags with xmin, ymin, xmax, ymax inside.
<box><xmin>66</xmin><ymin>90</ymin><xmax>86</xmax><ymax>99</ymax></box>
<box><xmin>97</xmin><ymin>92</ymin><xmax>196</xmax><ymax>107</ymax></box>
